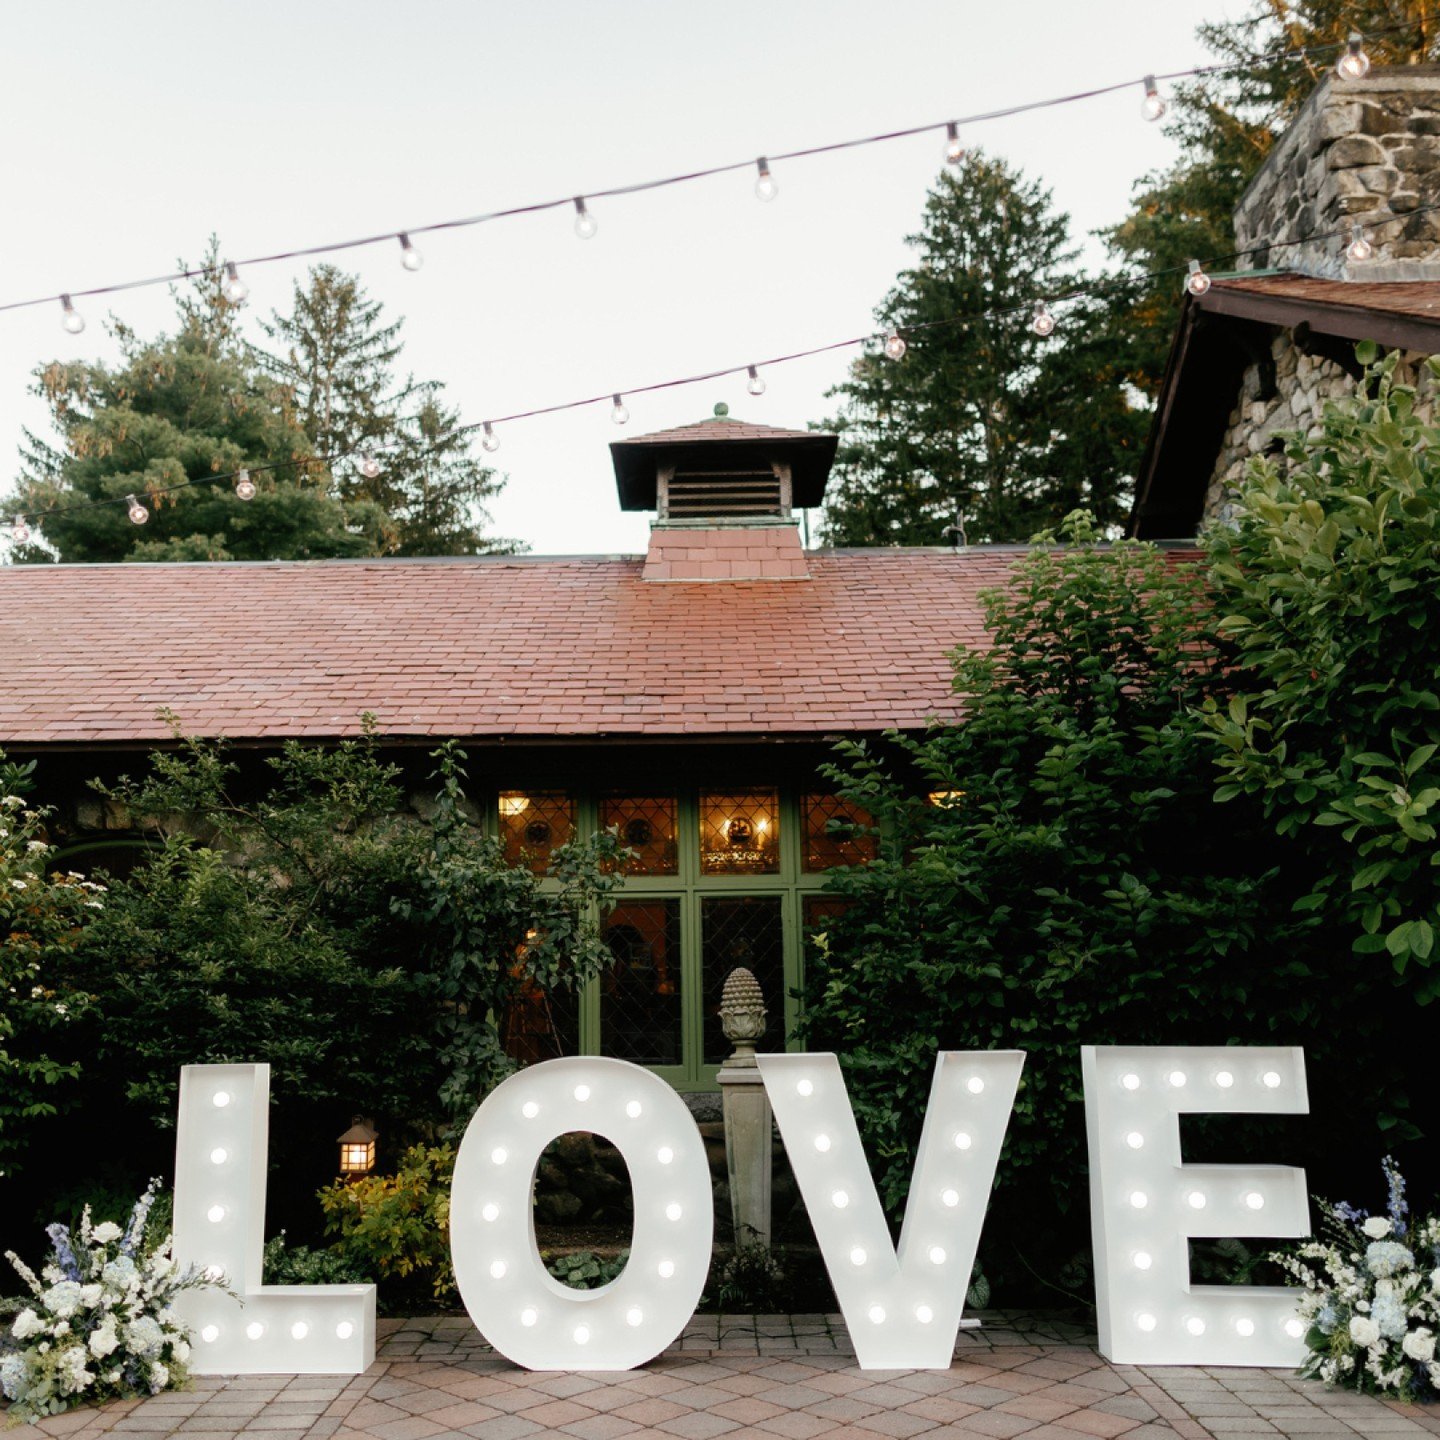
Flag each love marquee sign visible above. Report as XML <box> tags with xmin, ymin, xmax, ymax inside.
<box><xmin>171</xmin><ymin>1046</ymin><xmax>1311</xmax><ymax>1376</ymax></box>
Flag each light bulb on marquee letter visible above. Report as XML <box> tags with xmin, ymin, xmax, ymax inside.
<box><xmin>757</xmin><ymin>1050</ymin><xmax>1024</xmax><ymax>1369</ymax></box>
<box><xmin>1082</xmin><ymin>1046</ymin><xmax>1310</xmax><ymax>1367</ymax></box>
<box><xmin>171</xmin><ymin>1065</ymin><xmax>375</xmax><ymax>1374</ymax></box>
<box><xmin>450</xmin><ymin>1056</ymin><xmax>712</xmax><ymax>1370</ymax></box>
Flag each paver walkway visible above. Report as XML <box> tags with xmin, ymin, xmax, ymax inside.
<box><xmin>10</xmin><ymin>1313</ymin><xmax>1440</xmax><ymax>1440</ymax></box>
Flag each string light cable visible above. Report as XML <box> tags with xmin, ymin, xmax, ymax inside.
<box><xmin>0</xmin><ymin>22</ymin><xmax>1420</xmax><ymax>333</ymax></box>
<box><xmin>7</xmin><ymin>193</ymin><xmax>1430</xmax><ymax>541</ymax></box>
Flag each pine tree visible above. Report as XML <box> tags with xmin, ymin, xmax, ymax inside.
<box><xmin>261</xmin><ymin>266</ymin><xmax>520</xmax><ymax>556</ymax></box>
<box><xmin>817</xmin><ymin>154</ymin><xmax>1147</xmax><ymax>546</ymax></box>
<box><xmin>6</xmin><ymin>246</ymin><xmax>386</xmax><ymax>564</ymax></box>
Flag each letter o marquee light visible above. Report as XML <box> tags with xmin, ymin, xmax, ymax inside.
<box><xmin>450</xmin><ymin>1056</ymin><xmax>713</xmax><ymax>1370</ymax></box>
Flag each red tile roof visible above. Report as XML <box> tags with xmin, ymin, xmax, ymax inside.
<box><xmin>0</xmin><ymin>551</ymin><xmax>1044</xmax><ymax>745</ymax></box>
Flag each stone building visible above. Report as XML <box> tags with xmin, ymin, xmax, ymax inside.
<box><xmin>1129</xmin><ymin>65</ymin><xmax>1440</xmax><ymax>539</ymax></box>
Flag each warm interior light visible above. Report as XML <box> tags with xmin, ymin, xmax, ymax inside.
<box><xmin>927</xmin><ymin>789</ymin><xmax>965</xmax><ymax>808</ymax></box>
<box><xmin>499</xmin><ymin>794</ymin><xmax>530</xmax><ymax>817</ymax></box>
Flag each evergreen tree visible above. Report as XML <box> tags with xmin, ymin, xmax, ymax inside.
<box><xmin>1104</xmin><ymin>2</ymin><xmax>1438</xmax><ymax>395</ymax></box>
<box><xmin>261</xmin><ymin>266</ymin><xmax>520</xmax><ymax>556</ymax></box>
<box><xmin>817</xmin><ymin>154</ymin><xmax>1147</xmax><ymax>546</ymax></box>
<box><xmin>6</xmin><ymin>248</ymin><xmax>388</xmax><ymax>564</ymax></box>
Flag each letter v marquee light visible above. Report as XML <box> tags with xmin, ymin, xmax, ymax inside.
<box><xmin>758</xmin><ymin>1050</ymin><xmax>1024</xmax><ymax>1369</ymax></box>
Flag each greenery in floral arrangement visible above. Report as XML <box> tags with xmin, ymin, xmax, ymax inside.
<box><xmin>1273</xmin><ymin>1158</ymin><xmax>1440</xmax><ymax>1401</ymax></box>
<box><xmin>0</xmin><ymin>1182</ymin><xmax>214</xmax><ymax>1420</ymax></box>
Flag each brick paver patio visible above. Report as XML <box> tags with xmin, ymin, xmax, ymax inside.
<box><xmin>10</xmin><ymin>1313</ymin><xmax>1440</xmax><ymax>1440</ymax></box>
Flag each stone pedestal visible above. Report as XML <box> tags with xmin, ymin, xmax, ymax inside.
<box><xmin>718</xmin><ymin>967</ymin><xmax>773</xmax><ymax>1250</ymax></box>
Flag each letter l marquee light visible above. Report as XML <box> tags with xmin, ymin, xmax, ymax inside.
<box><xmin>758</xmin><ymin>1050</ymin><xmax>1025</xmax><ymax>1369</ymax></box>
<box><xmin>1083</xmin><ymin>1045</ymin><xmax>1310</xmax><ymax>1366</ymax></box>
<box><xmin>172</xmin><ymin>1064</ymin><xmax>376</xmax><ymax>1374</ymax></box>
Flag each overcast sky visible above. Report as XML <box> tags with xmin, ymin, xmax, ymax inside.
<box><xmin>0</xmin><ymin>0</ymin><xmax>1238</xmax><ymax>558</ymax></box>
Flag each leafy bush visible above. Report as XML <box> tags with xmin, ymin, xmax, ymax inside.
<box><xmin>545</xmin><ymin>1250</ymin><xmax>630</xmax><ymax>1290</ymax></box>
<box><xmin>802</xmin><ymin>513</ymin><xmax>1398</xmax><ymax>1296</ymax></box>
<box><xmin>262</xmin><ymin>1233</ymin><xmax>371</xmax><ymax>1287</ymax></box>
<box><xmin>1206</xmin><ymin>350</ymin><xmax>1440</xmax><ymax>995</ymax></box>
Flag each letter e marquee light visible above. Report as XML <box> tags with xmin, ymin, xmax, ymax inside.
<box><xmin>1083</xmin><ymin>1046</ymin><xmax>1310</xmax><ymax>1366</ymax></box>
<box><xmin>172</xmin><ymin>1064</ymin><xmax>376</xmax><ymax>1374</ymax></box>
<box><xmin>759</xmin><ymin>1050</ymin><xmax>1025</xmax><ymax>1369</ymax></box>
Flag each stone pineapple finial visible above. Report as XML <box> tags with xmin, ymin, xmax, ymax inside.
<box><xmin>720</xmin><ymin>966</ymin><xmax>767</xmax><ymax>1063</ymax></box>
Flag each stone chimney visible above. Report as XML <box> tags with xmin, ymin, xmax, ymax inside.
<box><xmin>610</xmin><ymin>405</ymin><xmax>838</xmax><ymax>581</ymax></box>
<box><xmin>1234</xmin><ymin>64</ymin><xmax>1440</xmax><ymax>279</ymax></box>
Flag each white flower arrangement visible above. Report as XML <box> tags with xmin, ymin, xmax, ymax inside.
<box><xmin>1272</xmin><ymin>1157</ymin><xmax>1440</xmax><ymax>1402</ymax></box>
<box><xmin>1</xmin><ymin>1181</ymin><xmax>215</xmax><ymax>1420</ymax></box>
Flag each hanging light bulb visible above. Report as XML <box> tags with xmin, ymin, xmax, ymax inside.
<box><xmin>222</xmin><ymin>262</ymin><xmax>249</xmax><ymax>305</ymax></box>
<box><xmin>60</xmin><ymin>294</ymin><xmax>85</xmax><ymax>335</ymax></box>
<box><xmin>573</xmin><ymin>197</ymin><xmax>598</xmax><ymax>240</ymax></box>
<box><xmin>883</xmin><ymin>327</ymin><xmax>907</xmax><ymax>361</ymax></box>
<box><xmin>611</xmin><ymin>393</ymin><xmax>629</xmax><ymax>425</ymax></box>
<box><xmin>398</xmin><ymin>233</ymin><xmax>424</xmax><ymax>271</ymax></box>
<box><xmin>746</xmin><ymin>365</ymin><xmax>766</xmax><ymax>397</ymax></box>
<box><xmin>754</xmin><ymin>157</ymin><xmax>778</xmax><ymax>202</ymax></box>
<box><xmin>944</xmin><ymin>122</ymin><xmax>965</xmax><ymax>165</ymax></box>
<box><xmin>1346</xmin><ymin>220</ymin><xmax>1375</xmax><ymax>262</ymax></box>
<box><xmin>481</xmin><ymin>422</ymin><xmax>500</xmax><ymax>453</ymax></box>
<box><xmin>1031</xmin><ymin>300</ymin><xmax>1057</xmax><ymax>337</ymax></box>
<box><xmin>1140</xmin><ymin>75</ymin><xmax>1166</xmax><ymax>122</ymax></box>
<box><xmin>1185</xmin><ymin>259</ymin><xmax>1212</xmax><ymax>296</ymax></box>
<box><xmin>233</xmin><ymin>468</ymin><xmax>256</xmax><ymax>501</ymax></box>
<box><xmin>1337</xmin><ymin>31</ymin><xmax>1371</xmax><ymax>80</ymax></box>
<box><xmin>126</xmin><ymin>494</ymin><xmax>149</xmax><ymax>525</ymax></box>
<box><xmin>359</xmin><ymin>452</ymin><xmax>382</xmax><ymax>479</ymax></box>
<box><xmin>10</xmin><ymin>515</ymin><xmax>30</xmax><ymax>544</ymax></box>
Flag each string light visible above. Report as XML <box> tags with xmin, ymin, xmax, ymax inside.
<box><xmin>359</xmin><ymin>453</ymin><xmax>382</xmax><ymax>479</ymax></box>
<box><xmin>1185</xmin><ymin>259</ymin><xmax>1211</xmax><ymax>296</ymax></box>
<box><xmin>60</xmin><ymin>294</ymin><xmax>84</xmax><ymax>335</ymax></box>
<box><xmin>10</xmin><ymin>516</ymin><xmax>29</xmax><ymax>543</ymax></box>
<box><xmin>398</xmin><ymin>234</ymin><xmax>424</xmax><ymax>271</ymax></box>
<box><xmin>944</xmin><ymin>122</ymin><xmax>964</xmax><ymax>165</ymax></box>
<box><xmin>233</xmin><ymin>468</ymin><xmax>256</xmax><ymax>501</ymax></box>
<box><xmin>1031</xmin><ymin>300</ymin><xmax>1056</xmax><ymax>337</ymax></box>
<box><xmin>1346</xmin><ymin>221</ymin><xmax>1374</xmax><ymax>261</ymax></box>
<box><xmin>882</xmin><ymin>327</ymin><xmax>907</xmax><ymax>361</ymax></box>
<box><xmin>481</xmin><ymin>422</ymin><xmax>500</xmax><ymax>453</ymax></box>
<box><xmin>611</xmin><ymin>393</ymin><xmax>629</xmax><ymax>425</ymax></box>
<box><xmin>1140</xmin><ymin>75</ymin><xmax>1166</xmax><ymax>122</ymax></box>
<box><xmin>573</xmin><ymin>197</ymin><xmax>597</xmax><ymax>240</ymax></box>
<box><xmin>126</xmin><ymin>494</ymin><xmax>149</xmax><ymax>525</ymax></box>
<box><xmin>222</xmin><ymin>263</ymin><xmax>248</xmax><ymax>305</ymax></box>
<box><xmin>1337</xmin><ymin>31</ymin><xmax>1371</xmax><ymax>80</ymax></box>
<box><xmin>754</xmin><ymin>157</ymin><xmax>778</xmax><ymax>202</ymax></box>
<box><xmin>746</xmin><ymin>365</ymin><xmax>766</xmax><ymax>396</ymax></box>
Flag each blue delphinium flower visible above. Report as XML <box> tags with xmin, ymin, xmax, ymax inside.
<box><xmin>44</xmin><ymin>1223</ymin><xmax>79</xmax><ymax>1281</ymax></box>
<box><xmin>1334</xmin><ymin>1200</ymin><xmax>1370</xmax><ymax>1226</ymax></box>
<box><xmin>1367</xmin><ymin>1241</ymin><xmax>1417</xmax><ymax>1279</ymax></box>
<box><xmin>1384</xmin><ymin>1155</ymin><xmax>1410</xmax><ymax>1238</ymax></box>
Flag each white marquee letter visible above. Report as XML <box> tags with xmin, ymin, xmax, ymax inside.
<box><xmin>759</xmin><ymin>1050</ymin><xmax>1023</xmax><ymax>1369</ymax></box>
<box><xmin>172</xmin><ymin>1064</ymin><xmax>376</xmax><ymax>1374</ymax></box>
<box><xmin>1083</xmin><ymin>1045</ymin><xmax>1310</xmax><ymax>1365</ymax></box>
<box><xmin>451</xmin><ymin>1056</ymin><xmax>712</xmax><ymax>1370</ymax></box>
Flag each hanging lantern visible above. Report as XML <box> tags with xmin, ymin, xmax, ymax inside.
<box><xmin>337</xmin><ymin>1117</ymin><xmax>378</xmax><ymax>1177</ymax></box>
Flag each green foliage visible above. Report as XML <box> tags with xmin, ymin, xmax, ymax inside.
<box><xmin>1205</xmin><ymin>351</ymin><xmax>1440</xmax><ymax>996</ymax></box>
<box><xmin>0</xmin><ymin>755</ymin><xmax>96</xmax><ymax>1178</ymax></box>
<box><xmin>709</xmin><ymin>1243</ymin><xmax>790</xmax><ymax>1312</ymax></box>
<box><xmin>817</xmin><ymin>156</ymin><xmax>1148</xmax><ymax>545</ymax></box>
<box><xmin>260</xmin><ymin>266</ymin><xmax>522</xmax><ymax>557</ymax></box>
<box><xmin>801</xmin><ymin>514</ymin><xmax>1395</xmax><ymax>1288</ymax></box>
<box><xmin>319</xmin><ymin>1144</ymin><xmax>456</xmax><ymax>1303</ymax></box>
<box><xmin>262</xmin><ymin>1232</ymin><xmax>372</xmax><ymax>1287</ymax></box>
<box><xmin>545</xmin><ymin>1249</ymin><xmax>630</xmax><ymax>1290</ymax></box>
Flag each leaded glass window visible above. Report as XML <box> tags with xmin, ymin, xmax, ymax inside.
<box><xmin>601</xmin><ymin>901</ymin><xmax>682</xmax><ymax>1065</ymax></box>
<box><xmin>699</xmin><ymin>789</ymin><xmax>779</xmax><ymax>875</ymax></box>
<box><xmin>600</xmin><ymin>796</ymin><xmax>679</xmax><ymax>875</ymax></box>
<box><xmin>701</xmin><ymin>896</ymin><xmax>784</xmax><ymax>1063</ymax></box>
<box><xmin>801</xmin><ymin>793</ymin><xmax>877</xmax><ymax>872</ymax></box>
<box><xmin>498</xmin><ymin>791</ymin><xmax>574</xmax><ymax>872</ymax></box>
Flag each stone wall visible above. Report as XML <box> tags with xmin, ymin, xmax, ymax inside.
<box><xmin>1201</xmin><ymin>338</ymin><xmax>1438</xmax><ymax>524</ymax></box>
<box><xmin>1233</xmin><ymin>66</ymin><xmax>1440</xmax><ymax>279</ymax></box>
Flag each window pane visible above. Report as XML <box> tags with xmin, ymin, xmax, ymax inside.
<box><xmin>801</xmin><ymin>794</ymin><xmax>878</xmax><ymax>872</ymax></box>
<box><xmin>502</xmin><ymin>972</ymin><xmax>579</xmax><ymax>1064</ymax></box>
<box><xmin>702</xmin><ymin>896</ymin><xmax>784</xmax><ymax>1064</ymax></box>
<box><xmin>699</xmin><ymin>789</ymin><xmax>780</xmax><ymax>875</ymax></box>
<box><xmin>498</xmin><ymin>791</ymin><xmax>574</xmax><ymax>872</ymax></box>
<box><xmin>601</xmin><ymin>901</ymin><xmax>683</xmax><ymax>1065</ymax></box>
<box><xmin>600</xmin><ymin>796</ymin><xmax>679</xmax><ymax>876</ymax></box>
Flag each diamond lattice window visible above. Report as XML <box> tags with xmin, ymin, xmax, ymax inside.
<box><xmin>699</xmin><ymin>789</ymin><xmax>780</xmax><ymax>875</ymax></box>
<box><xmin>702</xmin><ymin>896</ymin><xmax>784</xmax><ymax>1064</ymax></box>
<box><xmin>600</xmin><ymin>796</ymin><xmax>679</xmax><ymax>876</ymax></box>
<box><xmin>498</xmin><ymin>791</ymin><xmax>575</xmax><ymax>872</ymax></box>
<box><xmin>601</xmin><ymin>901</ymin><xmax>683</xmax><ymax>1065</ymax></box>
<box><xmin>801</xmin><ymin>793</ymin><xmax>878</xmax><ymax>872</ymax></box>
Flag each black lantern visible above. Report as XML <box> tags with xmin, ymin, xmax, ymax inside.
<box><xmin>337</xmin><ymin>1117</ymin><xmax>378</xmax><ymax>1177</ymax></box>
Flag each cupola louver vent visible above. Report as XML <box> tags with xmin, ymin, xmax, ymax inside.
<box><xmin>664</xmin><ymin>467</ymin><xmax>784</xmax><ymax>519</ymax></box>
